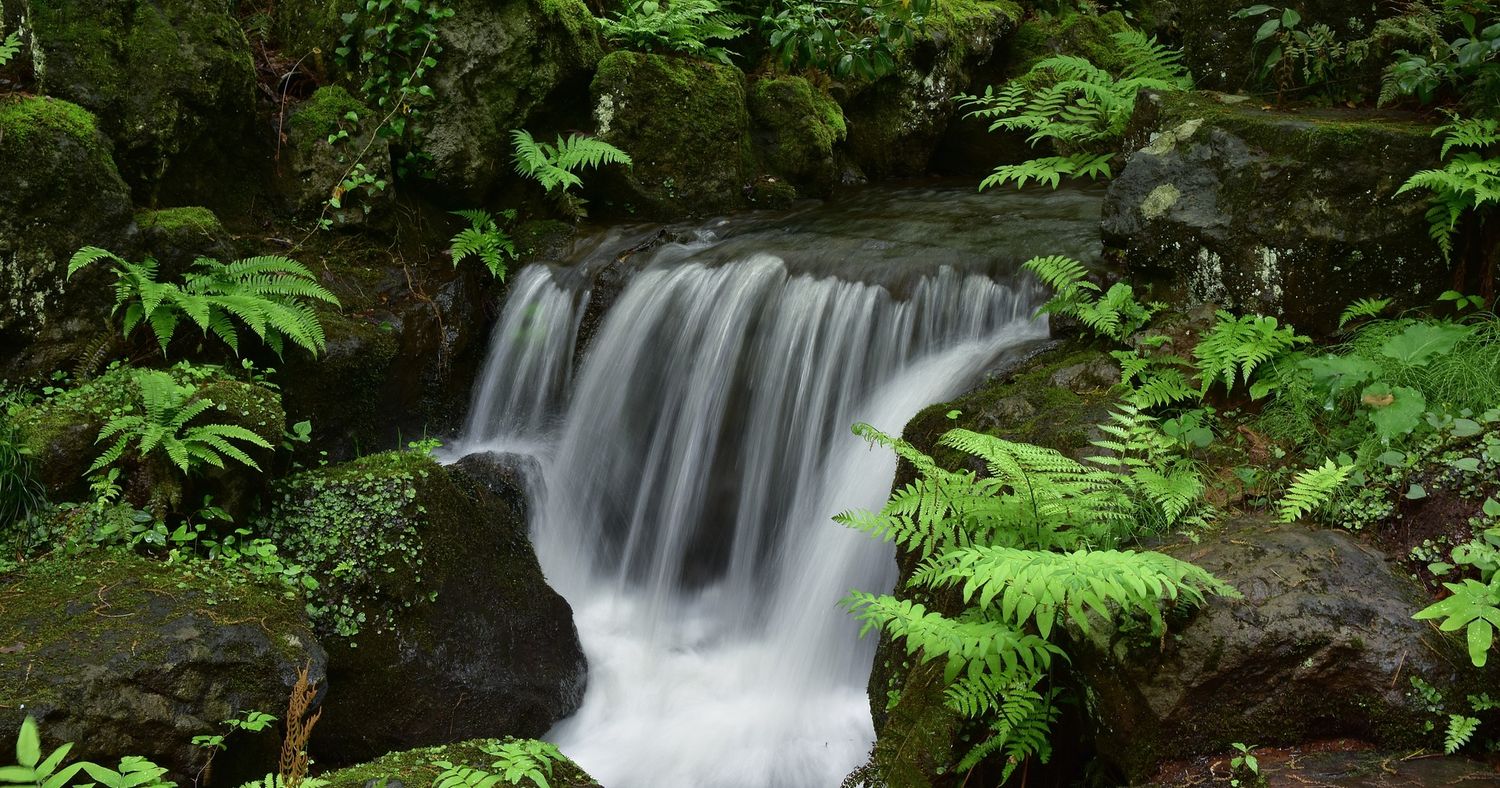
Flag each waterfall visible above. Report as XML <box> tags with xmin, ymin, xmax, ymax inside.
<box><xmin>454</xmin><ymin>185</ymin><xmax>1101</xmax><ymax>788</ymax></box>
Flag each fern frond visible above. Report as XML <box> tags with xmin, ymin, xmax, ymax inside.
<box><xmin>1278</xmin><ymin>458</ymin><xmax>1354</xmax><ymax>522</ymax></box>
<box><xmin>1338</xmin><ymin>297</ymin><xmax>1392</xmax><ymax>328</ymax></box>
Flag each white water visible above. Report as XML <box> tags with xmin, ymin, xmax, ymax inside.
<box><xmin>453</xmin><ymin>187</ymin><xmax>1099</xmax><ymax>787</ymax></box>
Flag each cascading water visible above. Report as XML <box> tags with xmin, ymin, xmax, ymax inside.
<box><xmin>453</xmin><ymin>185</ymin><xmax>1104</xmax><ymax>788</ymax></box>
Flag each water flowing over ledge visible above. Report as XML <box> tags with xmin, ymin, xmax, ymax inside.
<box><xmin>451</xmin><ymin>184</ymin><xmax>1103</xmax><ymax>788</ymax></box>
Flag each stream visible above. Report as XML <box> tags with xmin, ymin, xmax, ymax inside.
<box><xmin>450</xmin><ymin>183</ymin><xmax>1104</xmax><ymax>788</ymax></box>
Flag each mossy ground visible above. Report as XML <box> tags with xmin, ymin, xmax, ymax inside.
<box><xmin>135</xmin><ymin>206</ymin><xmax>223</xmax><ymax>236</ymax></box>
<box><xmin>319</xmin><ymin>739</ymin><xmax>600</xmax><ymax>788</ymax></box>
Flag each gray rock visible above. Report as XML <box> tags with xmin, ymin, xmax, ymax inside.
<box><xmin>1049</xmin><ymin>358</ymin><xmax>1121</xmax><ymax>393</ymax></box>
<box><xmin>282</xmin><ymin>87</ymin><xmax>394</xmax><ymax>227</ymax></box>
<box><xmin>1102</xmin><ymin>91</ymin><xmax>1448</xmax><ymax>334</ymax></box>
<box><xmin>1074</xmin><ymin>518</ymin><xmax>1474</xmax><ymax>781</ymax></box>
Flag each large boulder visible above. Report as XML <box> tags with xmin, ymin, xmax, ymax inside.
<box><xmin>281</xmin><ymin>86</ymin><xmax>394</xmax><ymax>226</ymax></box>
<box><xmin>748</xmin><ymin>76</ymin><xmax>847</xmax><ymax>198</ymax></box>
<box><xmin>1073</xmin><ymin>518</ymin><xmax>1478</xmax><ymax>782</ymax></box>
<box><xmin>591</xmin><ymin>51</ymin><xmax>754</xmax><ymax>218</ymax></box>
<box><xmin>1102</xmin><ymin>91</ymin><xmax>1450</xmax><ymax>334</ymax></box>
<box><xmin>320</xmin><ymin>739</ymin><xmax>602</xmax><ymax>788</ymax></box>
<box><xmin>0</xmin><ymin>554</ymin><xmax>328</xmax><ymax>782</ymax></box>
<box><xmin>842</xmin><ymin>0</ymin><xmax>1020</xmax><ymax>178</ymax></box>
<box><xmin>0</xmin><ymin>95</ymin><xmax>135</xmax><ymax>379</ymax></box>
<box><xmin>4</xmin><ymin>0</ymin><xmax>256</xmax><ymax>201</ymax></box>
<box><xmin>263</xmin><ymin>451</ymin><xmax>585</xmax><ymax>765</ymax></box>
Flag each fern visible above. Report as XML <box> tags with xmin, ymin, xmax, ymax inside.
<box><xmin>88</xmin><ymin>370</ymin><xmax>272</xmax><ymax>477</ymax></box>
<box><xmin>0</xmin><ymin>31</ymin><xmax>20</xmax><ymax>67</ymax></box>
<box><xmin>512</xmin><ymin>129</ymin><xmax>631</xmax><ymax>206</ymax></box>
<box><xmin>1194</xmin><ymin>310</ymin><xmax>1309</xmax><ymax>397</ymax></box>
<box><xmin>1338</xmin><ymin>297</ymin><xmax>1392</xmax><ymax>328</ymax></box>
<box><xmin>841</xmin><ymin>422</ymin><xmax>1236</xmax><ymax>777</ymax></box>
<box><xmin>1396</xmin><ymin>114</ymin><xmax>1500</xmax><ymax>261</ymax></box>
<box><xmin>1021</xmin><ymin>255</ymin><xmax>1162</xmax><ymax>342</ymax></box>
<box><xmin>1088</xmin><ymin>403</ymin><xmax>1207</xmax><ymax>529</ymax></box>
<box><xmin>600</xmin><ymin>0</ymin><xmax>747</xmax><ymax>65</ymax></box>
<box><xmin>1277</xmin><ymin>458</ymin><xmax>1354</xmax><ymax>522</ymax></box>
<box><xmin>1445</xmin><ymin>714</ymin><xmax>1481</xmax><ymax>754</ymax></box>
<box><xmin>449</xmin><ymin>210</ymin><xmax>516</xmax><ymax>280</ymax></box>
<box><xmin>68</xmin><ymin>247</ymin><xmax>339</xmax><ymax>358</ymax></box>
<box><xmin>961</xmin><ymin>31</ymin><xmax>1190</xmax><ymax>191</ymax></box>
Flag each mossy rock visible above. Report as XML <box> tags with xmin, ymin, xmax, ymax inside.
<box><xmin>319</xmin><ymin>739</ymin><xmax>601</xmax><ymax>788</ymax></box>
<box><xmin>13</xmin><ymin>364</ymin><xmax>284</xmax><ymax>512</ymax></box>
<box><xmin>0</xmin><ymin>95</ymin><xmax>135</xmax><ymax>379</ymax></box>
<box><xmin>856</xmin><ymin>340</ymin><xmax>1117</xmax><ymax>787</ymax></box>
<box><xmin>282</xmin><ymin>87</ymin><xmax>394</xmax><ymax>225</ymax></box>
<box><xmin>842</xmin><ymin>0</ymin><xmax>1021</xmax><ymax>178</ymax></box>
<box><xmin>748</xmin><ymin>76</ymin><xmax>847</xmax><ymax>197</ymax></box>
<box><xmin>264</xmin><ymin>451</ymin><xmax>585</xmax><ymax>766</ymax></box>
<box><xmin>591</xmin><ymin>51</ymin><xmax>754</xmax><ymax>218</ymax></box>
<box><xmin>136</xmin><ymin>207</ymin><xmax>236</xmax><ymax>279</ymax></box>
<box><xmin>1073</xmin><ymin>517</ymin><xmax>1483</xmax><ymax>782</ymax></box>
<box><xmin>0</xmin><ymin>552</ymin><xmax>327</xmax><ymax>782</ymax></box>
<box><xmin>5</xmin><ymin>0</ymin><xmax>256</xmax><ymax>201</ymax></box>
<box><xmin>1102</xmin><ymin>90</ymin><xmax>1449</xmax><ymax>334</ymax></box>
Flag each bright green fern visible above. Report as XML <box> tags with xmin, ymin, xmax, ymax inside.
<box><xmin>449</xmin><ymin>209</ymin><xmax>517</xmax><ymax>280</ymax></box>
<box><xmin>0</xmin><ymin>31</ymin><xmax>20</xmax><ymax>67</ymax></box>
<box><xmin>1194</xmin><ymin>310</ymin><xmax>1309</xmax><ymax>398</ymax></box>
<box><xmin>512</xmin><ymin>129</ymin><xmax>632</xmax><ymax>218</ymax></box>
<box><xmin>88</xmin><ymin>370</ymin><xmax>272</xmax><ymax>476</ymax></box>
<box><xmin>1277</xmin><ymin>458</ymin><xmax>1354</xmax><ymax>522</ymax></box>
<box><xmin>1022</xmin><ymin>255</ymin><xmax>1163</xmax><ymax>342</ymax></box>
<box><xmin>68</xmin><ymin>247</ymin><xmax>339</xmax><ymax>358</ymax></box>
<box><xmin>1396</xmin><ymin>113</ymin><xmax>1499</xmax><ymax>261</ymax></box>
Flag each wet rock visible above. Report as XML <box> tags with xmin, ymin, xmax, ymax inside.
<box><xmin>0</xmin><ymin>555</ymin><xmax>327</xmax><ymax>782</ymax></box>
<box><xmin>842</xmin><ymin>0</ymin><xmax>1020</xmax><ymax>178</ymax></box>
<box><xmin>1073</xmin><ymin>518</ymin><xmax>1477</xmax><ymax>781</ymax></box>
<box><xmin>320</xmin><ymin>739</ymin><xmax>602</xmax><ymax>788</ymax></box>
<box><xmin>135</xmin><ymin>207</ymin><xmax>237</xmax><ymax>278</ymax></box>
<box><xmin>0</xmin><ymin>96</ymin><xmax>135</xmax><ymax>379</ymax></box>
<box><xmin>5</xmin><ymin>0</ymin><xmax>256</xmax><ymax>200</ymax></box>
<box><xmin>1049</xmin><ymin>357</ymin><xmax>1120</xmax><ymax>394</ymax></box>
<box><xmin>281</xmin><ymin>87</ymin><xmax>394</xmax><ymax>226</ymax></box>
<box><xmin>748</xmin><ymin>76</ymin><xmax>847</xmax><ymax>198</ymax></box>
<box><xmin>591</xmin><ymin>52</ymin><xmax>753</xmax><ymax>218</ymax></box>
<box><xmin>1102</xmin><ymin>91</ymin><xmax>1448</xmax><ymax>334</ymax></box>
<box><xmin>1153</xmin><ymin>745</ymin><xmax>1500</xmax><ymax>787</ymax></box>
<box><xmin>266</xmin><ymin>453</ymin><xmax>586</xmax><ymax>766</ymax></box>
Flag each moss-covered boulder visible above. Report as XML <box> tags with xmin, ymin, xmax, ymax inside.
<box><xmin>136</xmin><ymin>207</ymin><xmax>236</xmax><ymax>277</ymax></box>
<box><xmin>1073</xmin><ymin>517</ymin><xmax>1478</xmax><ymax>782</ymax></box>
<box><xmin>855</xmin><ymin>340</ymin><xmax>1116</xmax><ymax>787</ymax></box>
<box><xmin>1102</xmin><ymin>91</ymin><xmax>1449</xmax><ymax>334</ymax></box>
<box><xmin>842</xmin><ymin>0</ymin><xmax>1021</xmax><ymax>178</ymax></box>
<box><xmin>281</xmin><ymin>87</ymin><xmax>394</xmax><ymax>226</ymax></box>
<box><xmin>591</xmin><ymin>51</ymin><xmax>754</xmax><ymax>218</ymax></box>
<box><xmin>748</xmin><ymin>76</ymin><xmax>847</xmax><ymax>198</ymax></box>
<box><xmin>4</xmin><ymin>0</ymin><xmax>256</xmax><ymax>200</ymax></box>
<box><xmin>319</xmin><ymin>739</ymin><xmax>601</xmax><ymax>788</ymax></box>
<box><xmin>0</xmin><ymin>553</ymin><xmax>327</xmax><ymax>781</ymax></box>
<box><xmin>263</xmin><ymin>451</ymin><xmax>585</xmax><ymax>765</ymax></box>
<box><xmin>13</xmin><ymin>364</ymin><xmax>285</xmax><ymax>512</ymax></box>
<box><xmin>0</xmin><ymin>96</ymin><xmax>135</xmax><ymax>379</ymax></box>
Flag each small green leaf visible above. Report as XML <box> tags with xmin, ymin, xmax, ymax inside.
<box><xmin>1407</xmin><ymin>484</ymin><xmax>1428</xmax><ymax>500</ymax></box>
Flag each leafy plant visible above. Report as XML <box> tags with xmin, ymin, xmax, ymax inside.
<box><xmin>1396</xmin><ymin>113</ymin><xmax>1499</xmax><ymax>261</ymax></box>
<box><xmin>1381</xmin><ymin>4</ymin><xmax>1500</xmax><ymax>115</ymax></box>
<box><xmin>959</xmin><ymin>31</ymin><xmax>1191</xmax><ymax>190</ymax></box>
<box><xmin>1088</xmin><ymin>403</ymin><xmax>1208</xmax><ymax>530</ymax></box>
<box><xmin>433</xmin><ymin>740</ymin><xmax>565</xmax><ymax>788</ymax></box>
<box><xmin>600</xmin><ymin>0</ymin><xmax>747</xmax><ymax>65</ymax></box>
<box><xmin>335</xmin><ymin>0</ymin><xmax>455</xmax><ymax>175</ymax></box>
<box><xmin>0</xmin><ymin>31</ymin><xmax>20</xmax><ymax>69</ymax></box>
<box><xmin>1022</xmin><ymin>255</ymin><xmax>1163</xmax><ymax>342</ymax></box>
<box><xmin>840</xmin><ymin>423</ymin><xmax>1236</xmax><ymax>777</ymax></box>
<box><xmin>1228</xmin><ymin>742</ymin><xmax>1260</xmax><ymax>786</ymax></box>
<box><xmin>1</xmin><ymin>400</ymin><xmax>46</xmax><ymax>532</ymax></box>
<box><xmin>1193</xmin><ymin>310</ymin><xmax>1309</xmax><ymax>398</ymax></box>
<box><xmin>1230</xmin><ymin>5</ymin><xmax>1355</xmax><ymax>98</ymax></box>
<box><xmin>1278</xmin><ymin>458</ymin><xmax>1355</xmax><ymax>522</ymax></box>
<box><xmin>511</xmin><ymin>130</ymin><xmax>632</xmax><ymax>219</ymax></box>
<box><xmin>1446</xmin><ymin>713</ymin><xmax>1481</xmax><ymax>753</ymax></box>
<box><xmin>1</xmin><ymin>717</ymin><xmax>170</xmax><ymax>788</ymax></box>
<box><xmin>761</xmin><ymin>0</ymin><xmax>929</xmax><ymax>80</ymax></box>
<box><xmin>68</xmin><ymin>248</ymin><xmax>340</xmax><ymax>358</ymax></box>
<box><xmin>89</xmin><ymin>370</ymin><xmax>273</xmax><ymax>477</ymax></box>
<box><xmin>449</xmin><ymin>210</ymin><xmax>516</xmax><ymax>280</ymax></box>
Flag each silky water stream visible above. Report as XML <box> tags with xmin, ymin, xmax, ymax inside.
<box><xmin>450</xmin><ymin>184</ymin><xmax>1103</xmax><ymax>788</ymax></box>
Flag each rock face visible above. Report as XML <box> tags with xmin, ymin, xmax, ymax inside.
<box><xmin>591</xmin><ymin>51</ymin><xmax>753</xmax><ymax>218</ymax></box>
<box><xmin>1073</xmin><ymin>518</ymin><xmax>1472</xmax><ymax>782</ymax></box>
<box><xmin>6</xmin><ymin>0</ymin><xmax>256</xmax><ymax>200</ymax></box>
<box><xmin>422</xmin><ymin>0</ymin><xmax>604</xmax><ymax>196</ymax></box>
<box><xmin>1102</xmin><ymin>91</ymin><xmax>1449</xmax><ymax>334</ymax></box>
<box><xmin>266</xmin><ymin>451</ymin><xmax>586</xmax><ymax>766</ymax></box>
<box><xmin>0</xmin><ymin>96</ymin><xmax>135</xmax><ymax>379</ymax></box>
<box><xmin>842</xmin><ymin>0</ymin><xmax>1019</xmax><ymax>178</ymax></box>
<box><xmin>319</xmin><ymin>739</ymin><xmax>602</xmax><ymax>788</ymax></box>
<box><xmin>0</xmin><ymin>555</ymin><xmax>328</xmax><ymax>782</ymax></box>
<box><xmin>282</xmin><ymin>87</ymin><xmax>394</xmax><ymax>226</ymax></box>
<box><xmin>748</xmin><ymin>76</ymin><xmax>847</xmax><ymax>198</ymax></box>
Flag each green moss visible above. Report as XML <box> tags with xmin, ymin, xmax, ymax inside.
<box><xmin>592</xmin><ymin>51</ymin><xmax>753</xmax><ymax>216</ymax></box>
<box><xmin>536</xmin><ymin>0</ymin><xmax>600</xmax><ymax>41</ymax></box>
<box><xmin>0</xmin><ymin>96</ymin><xmax>106</xmax><ymax>154</ymax></box>
<box><xmin>1009</xmin><ymin>9</ymin><xmax>1134</xmax><ymax>74</ymax></box>
<box><xmin>319</xmin><ymin>739</ymin><xmax>601</xmax><ymax>788</ymax></box>
<box><xmin>749</xmin><ymin>76</ymin><xmax>846</xmax><ymax>192</ymax></box>
<box><xmin>135</xmin><ymin>206</ymin><xmax>222</xmax><ymax>235</ymax></box>
<box><xmin>261</xmin><ymin>451</ymin><xmax>444</xmax><ymax>637</ymax></box>
<box><xmin>926</xmin><ymin>0</ymin><xmax>1024</xmax><ymax>50</ymax></box>
<box><xmin>0</xmin><ymin>551</ymin><xmax>311</xmax><ymax>708</ymax></box>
